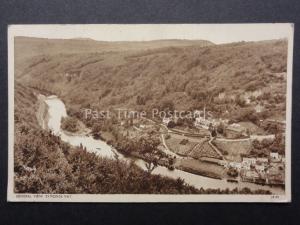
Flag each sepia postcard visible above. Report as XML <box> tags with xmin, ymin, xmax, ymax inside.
<box><xmin>7</xmin><ymin>24</ymin><xmax>293</xmax><ymax>202</ymax></box>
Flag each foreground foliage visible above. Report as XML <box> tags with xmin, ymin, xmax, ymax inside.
<box><xmin>14</xmin><ymin>127</ymin><xmax>271</xmax><ymax>194</ymax></box>
<box><xmin>15</xmin><ymin>127</ymin><xmax>202</xmax><ymax>194</ymax></box>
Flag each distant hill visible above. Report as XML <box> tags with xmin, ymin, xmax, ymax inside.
<box><xmin>15</xmin><ymin>37</ymin><xmax>288</xmax><ymax>121</ymax></box>
<box><xmin>14</xmin><ymin>36</ymin><xmax>214</xmax><ymax>67</ymax></box>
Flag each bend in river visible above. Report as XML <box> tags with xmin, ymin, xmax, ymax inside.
<box><xmin>41</xmin><ymin>95</ymin><xmax>284</xmax><ymax>194</ymax></box>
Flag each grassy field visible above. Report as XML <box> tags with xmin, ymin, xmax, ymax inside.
<box><xmin>165</xmin><ymin>133</ymin><xmax>221</xmax><ymax>159</ymax></box>
<box><xmin>165</xmin><ymin>133</ymin><xmax>198</xmax><ymax>156</ymax></box>
<box><xmin>212</xmin><ymin>138</ymin><xmax>252</xmax><ymax>161</ymax></box>
<box><xmin>238</xmin><ymin>121</ymin><xmax>266</xmax><ymax>135</ymax></box>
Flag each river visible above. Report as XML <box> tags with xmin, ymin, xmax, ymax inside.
<box><xmin>43</xmin><ymin>95</ymin><xmax>284</xmax><ymax>194</ymax></box>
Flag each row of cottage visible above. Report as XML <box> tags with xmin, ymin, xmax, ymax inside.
<box><xmin>163</xmin><ymin>111</ymin><xmax>285</xmax><ymax>139</ymax></box>
<box><xmin>226</xmin><ymin>152</ymin><xmax>284</xmax><ymax>171</ymax></box>
<box><xmin>226</xmin><ymin>152</ymin><xmax>285</xmax><ymax>185</ymax></box>
<box><xmin>162</xmin><ymin>114</ymin><xmax>248</xmax><ymax>139</ymax></box>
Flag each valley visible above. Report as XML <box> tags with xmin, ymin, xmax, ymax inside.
<box><xmin>14</xmin><ymin>36</ymin><xmax>288</xmax><ymax>195</ymax></box>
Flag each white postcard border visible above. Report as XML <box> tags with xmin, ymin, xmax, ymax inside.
<box><xmin>7</xmin><ymin>24</ymin><xmax>294</xmax><ymax>202</ymax></box>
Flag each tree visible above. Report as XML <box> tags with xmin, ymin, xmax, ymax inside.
<box><xmin>129</xmin><ymin>117</ymin><xmax>133</xmax><ymax>126</ymax></box>
<box><xmin>165</xmin><ymin>134</ymin><xmax>171</xmax><ymax>140</ymax></box>
<box><xmin>179</xmin><ymin>139</ymin><xmax>189</xmax><ymax>145</ymax></box>
<box><xmin>176</xmin><ymin>117</ymin><xmax>184</xmax><ymax>126</ymax></box>
<box><xmin>160</xmin><ymin>100</ymin><xmax>174</xmax><ymax>114</ymax></box>
<box><xmin>271</xmin><ymin>133</ymin><xmax>285</xmax><ymax>154</ymax></box>
<box><xmin>138</xmin><ymin>135</ymin><xmax>161</xmax><ymax>174</ymax></box>
<box><xmin>216</xmin><ymin>122</ymin><xmax>225</xmax><ymax>134</ymax></box>
<box><xmin>227</xmin><ymin>168</ymin><xmax>238</xmax><ymax>178</ymax></box>
<box><xmin>247</xmin><ymin>112</ymin><xmax>259</xmax><ymax>124</ymax></box>
<box><xmin>136</xmin><ymin>95</ymin><xmax>146</xmax><ymax>105</ymax></box>
<box><xmin>61</xmin><ymin>116</ymin><xmax>80</xmax><ymax>132</ymax></box>
<box><xmin>252</xmin><ymin>139</ymin><xmax>262</xmax><ymax>149</ymax></box>
<box><xmin>236</xmin><ymin>95</ymin><xmax>246</xmax><ymax>107</ymax></box>
<box><xmin>91</xmin><ymin>123</ymin><xmax>102</xmax><ymax>139</ymax></box>
<box><xmin>211</xmin><ymin>129</ymin><xmax>217</xmax><ymax>137</ymax></box>
<box><xmin>240</xmin><ymin>187</ymin><xmax>252</xmax><ymax>194</ymax></box>
<box><xmin>167</xmin><ymin>120</ymin><xmax>176</xmax><ymax>128</ymax></box>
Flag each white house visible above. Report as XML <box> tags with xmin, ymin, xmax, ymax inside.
<box><xmin>270</xmin><ymin>152</ymin><xmax>279</xmax><ymax>160</ymax></box>
<box><xmin>194</xmin><ymin>117</ymin><xmax>211</xmax><ymax>130</ymax></box>
<box><xmin>241</xmin><ymin>161</ymin><xmax>251</xmax><ymax>170</ymax></box>
<box><xmin>243</xmin><ymin>170</ymin><xmax>260</xmax><ymax>179</ymax></box>
<box><xmin>255</xmin><ymin>104</ymin><xmax>264</xmax><ymax>113</ymax></box>
<box><xmin>162</xmin><ymin>117</ymin><xmax>172</xmax><ymax>125</ymax></box>
<box><xmin>255</xmin><ymin>164</ymin><xmax>265</xmax><ymax>174</ymax></box>
<box><xmin>245</xmin><ymin>98</ymin><xmax>251</xmax><ymax>105</ymax></box>
<box><xmin>257</xmin><ymin>157</ymin><xmax>268</xmax><ymax>164</ymax></box>
<box><xmin>225</xmin><ymin>123</ymin><xmax>247</xmax><ymax>139</ymax></box>
<box><xmin>242</xmin><ymin>157</ymin><xmax>256</xmax><ymax>165</ymax></box>
<box><xmin>218</xmin><ymin>92</ymin><xmax>226</xmax><ymax>100</ymax></box>
<box><xmin>229</xmin><ymin>162</ymin><xmax>242</xmax><ymax>171</ymax></box>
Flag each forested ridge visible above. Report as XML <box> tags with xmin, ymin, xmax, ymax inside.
<box><xmin>15</xmin><ymin>83</ymin><xmax>203</xmax><ymax>193</ymax></box>
<box><xmin>16</xmin><ymin>37</ymin><xmax>288</xmax><ymax>123</ymax></box>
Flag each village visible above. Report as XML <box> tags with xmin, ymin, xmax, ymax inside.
<box><xmin>102</xmin><ymin>106</ymin><xmax>286</xmax><ymax>187</ymax></box>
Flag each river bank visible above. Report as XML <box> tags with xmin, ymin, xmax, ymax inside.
<box><xmin>97</xmin><ymin>127</ymin><xmax>224</xmax><ymax>179</ymax></box>
<box><xmin>36</xmin><ymin>94</ymin><xmax>50</xmax><ymax>130</ymax></box>
<box><xmin>40</xmin><ymin>95</ymin><xmax>285</xmax><ymax>194</ymax></box>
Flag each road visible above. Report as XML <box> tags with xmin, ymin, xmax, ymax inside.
<box><xmin>160</xmin><ymin>133</ymin><xmax>183</xmax><ymax>158</ymax></box>
<box><xmin>143</xmin><ymin>117</ymin><xmax>224</xmax><ymax>160</ymax></box>
<box><xmin>208</xmin><ymin>135</ymin><xmax>225</xmax><ymax>160</ymax></box>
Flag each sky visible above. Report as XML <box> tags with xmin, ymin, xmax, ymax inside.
<box><xmin>8</xmin><ymin>24</ymin><xmax>293</xmax><ymax>44</ymax></box>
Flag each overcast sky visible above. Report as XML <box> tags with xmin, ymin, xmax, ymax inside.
<box><xmin>9</xmin><ymin>24</ymin><xmax>293</xmax><ymax>44</ymax></box>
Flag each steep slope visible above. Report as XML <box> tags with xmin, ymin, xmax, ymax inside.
<box><xmin>14</xmin><ymin>83</ymin><xmax>206</xmax><ymax>194</ymax></box>
<box><xmin>15</xmin><ymin>37</ymin><xmax>288</xmax><ymax>121</ymax></box>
